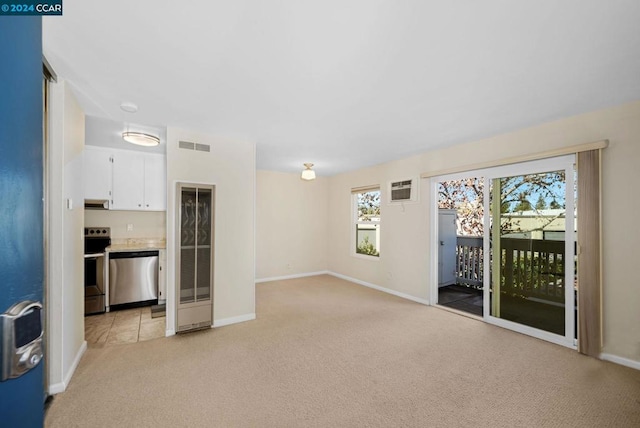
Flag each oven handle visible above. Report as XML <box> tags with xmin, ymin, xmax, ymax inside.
<box><xmin>84</xmin><ymin>253</ymin><xmax>105</xmax><ymax>259</ymax></box>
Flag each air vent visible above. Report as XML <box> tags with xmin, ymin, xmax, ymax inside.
<box><xmin>195</xmin><ymin>143</ymin><xmax>210</xmax><ymax>152</ymax></box>
<box><xmin>179</xmin><ymin>140</ymin><xmax>195</xmax><ymax>150</ymax></box>
<box><xmin>179</xmin><ymin>140</ymin><xmax>211</xmax><ymax>153</ymax></box>
<box><xmin>177</xmin><ymin>321</ymin><xmax>211</xmax><ymax>333</ymax></box>
<box><xmin>389</xmin><ymin>178</ymin><xmax>418</xmax><ymax>203</ymax></box>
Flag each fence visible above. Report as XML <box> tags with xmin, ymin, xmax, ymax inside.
<box><xmin>455</xmin><ymin>236</ymin><xmax>565</xmax><ymax>303</ymax></box>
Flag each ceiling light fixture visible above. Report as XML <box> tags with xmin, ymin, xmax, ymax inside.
<box><xmin>301</xmin><ymin>163</ymin><xmax>316</xmax><ymax>181</ymax></box>
<box><xmin>122</xmin><ymin>131</ymin><xmax>160</xmax><ymax>147</ymax></box>
<box><xmin>120</xmin><ymin>102</ymin><xmax>138</xmax><ymax>113</ymax></box>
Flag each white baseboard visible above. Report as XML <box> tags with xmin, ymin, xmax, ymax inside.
<box><xmin>255</xmin><ymin>271</ymin><xmax>330</xmax><ymax>283</ymax></box>
<box><xmin>213</xmin><ymin>313</ymin><xmax>256</xmax><ymax>328</ymax></box>
<box><xmin>328</xmin><ymin>272</ymin><xmax>430</xmax><ymax>305</ymax></box>
<box><xmin>600</xmin><ymin>353</ymin><xmax>640</xmax><ymax>371</ymax></box>
<box><xmin>48</xmin><ymin>340</ymin><xmax>87</xmax><ymax>395</ymax></box>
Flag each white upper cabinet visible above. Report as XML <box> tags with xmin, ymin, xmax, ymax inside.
<box><xmin>143</xmin><ymin>154</ymin><xmax>166</xmax><ymax>210</ymax></box>
<box><xmin>83</xmin><ymin>146</ymin><xmax>113</xmax><ymax>201</ymax></box>
<box><xmin>112</xmin><ymin>151</ymin><xmax>145</xmax><ymax>210</ymax></box>
<box><xmin>83</xmin><ymin>146</ymin><xmax>166</xmax><ymax>211</ymax></box>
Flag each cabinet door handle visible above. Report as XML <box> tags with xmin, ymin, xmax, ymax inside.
<box><xmin>138</xmin><ymin>204</ymin><xmax>142</xmax><ymax>207</ymax></box>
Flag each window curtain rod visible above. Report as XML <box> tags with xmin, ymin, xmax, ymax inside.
<box><xmin>351</xmin><ymin>185</ymin><xmax>380</xmax><ymax>194</ymax></box>
<box><xmin>420</xmin><ymin>140</ymin><xmax>608</xmax><ymax>179</ymax></box>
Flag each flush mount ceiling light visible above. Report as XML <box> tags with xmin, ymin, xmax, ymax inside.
<box><xmin>122</xmin><ymin>131</ymin><xmax>160</xmax><ymax>147</ymax></box>
<box><xmin>120</xmin><ymin>101</ymin><xmax>138</xmax><ymax>113</ymax></box>
<box><xmin>301</xmin><ymin>163</ymin><xmax>316</xmax><ymax>181</ymax></box>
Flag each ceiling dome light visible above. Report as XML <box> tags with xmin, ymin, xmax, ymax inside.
<box><xmin>122</xmin><ymin>131</ymin><xmax>160</xmax><ymax>147</ymax></box>
<box><xmin>120</xmin><ymin>102</ymin><xmax>139</xmax><ymax>113</ymax></box>
<box><xmin>301</xmin><ymin>163</ymin><xmax>316</xmax><ymax>181</ymax></box>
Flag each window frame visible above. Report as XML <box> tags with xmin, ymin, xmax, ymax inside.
<box><xmin>351</xmin><ymin>187</ymin><xmax>381</xmax><ymax>259</ymax></box>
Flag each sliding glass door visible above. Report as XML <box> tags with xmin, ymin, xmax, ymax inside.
<box><xmin>433</xmin><ymin>155</ymin><xmax>576</xmax><ymax>348</ymax></box>
<box><xmin>487</xmin><ymin>158</ymin><xmax>575</xmax><ymax>345</ymax></box>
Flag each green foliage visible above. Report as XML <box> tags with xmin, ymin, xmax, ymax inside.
<box><xmin>513</xmin><ymin>199</ymin><xmax>532</xmax><ymax>212</ymax></box>
<box><xmin>356</xmin><ymin>236</ymin><xmax>379</xmax><ymax>256</ymax></box>
<box><xmin>535</xmin><ymin>194</ymin><xmax>547</xmax><ymax>210</ymax></box>
<box><xmin>549</xmin><ymin>199</ymin><xmax>562</xmax><ymax>209</ymax></box>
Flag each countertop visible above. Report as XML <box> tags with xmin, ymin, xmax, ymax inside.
<box><xmin>107</xmin><ymin>238</ymin><xmax>166</xmax><ymax>252</ymax></box>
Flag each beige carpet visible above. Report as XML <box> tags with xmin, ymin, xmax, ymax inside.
<box><xmin>45</xmin><ymin>275</ymin><xmax>640</xmax><ymax>427</ymax></box>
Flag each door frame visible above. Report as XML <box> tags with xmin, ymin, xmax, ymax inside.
<box><xmin>429</xmin><ymin>155</ymin><xmax>577</xmax><ymax>349</ymax></box>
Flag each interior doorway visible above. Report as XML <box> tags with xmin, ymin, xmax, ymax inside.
<box><xmin>431</xmin><ymin>156</ymin><xmax>577</xmax><ymax>348</ymax></box>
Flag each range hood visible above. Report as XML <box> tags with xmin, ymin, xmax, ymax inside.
<box><xmin>84</xmin><ymin>199</ymin><xmax>110</xmax><ymax>210</ymax></box>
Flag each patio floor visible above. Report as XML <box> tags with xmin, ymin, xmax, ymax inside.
<box><xmin>438</xmin><ymin>285</ymin><xmax>568</xmax><ymax>336</ymax></box>
<box><xmin>438</xmin><ymin>285</ymin><xmax>483</xmax><ymax>316</ymax></box>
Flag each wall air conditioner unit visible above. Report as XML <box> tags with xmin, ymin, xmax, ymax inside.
<box><xmin>388</xmin><ymin>178</ymin><xmax>418</xmax><ymax>204</ymax></box>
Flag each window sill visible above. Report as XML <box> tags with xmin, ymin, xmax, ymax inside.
<box><xmin>351</xmin><ymin>253</ymin><xmax>380</xmax><ymax>261</ymax></box>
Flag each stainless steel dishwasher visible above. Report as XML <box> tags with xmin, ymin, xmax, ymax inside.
<box><xmin>109</xmin><ymin>251</ymin><xmax>159</xmax><ymax>306</ymax></box>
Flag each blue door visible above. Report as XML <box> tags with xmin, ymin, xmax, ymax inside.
<box><xmin>0</xmin><ymin>16</ymin><xmax>45</xmax><ymax>427</ymax></box>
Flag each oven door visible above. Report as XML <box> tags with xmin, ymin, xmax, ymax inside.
<box><xmin>84</xmin><ymin>253</ymin><xmax>106</xmax><ymax>315</ymax></box>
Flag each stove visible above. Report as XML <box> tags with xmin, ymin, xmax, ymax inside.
<box><xmin>84</xmin><ymin>227</ymin><xmax>111</xmax><ymax>315</ymax></box>
<box><xmin>84</xmin><ymin>227</ymin><xmax>111</xmax><ymax>254</ymax></box>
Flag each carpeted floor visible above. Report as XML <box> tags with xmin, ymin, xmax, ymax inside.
<box><xmin>45</xmin><ymin>275</ymin><xmax>640</xmax><ymax>427</ymax></box>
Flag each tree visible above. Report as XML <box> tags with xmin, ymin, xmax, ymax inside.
<box><xmin>513</xmin><ymin>199</ymin><xmax>532</xmax><ymax>212</ymax></box>
<box><xmin>357</xmin><ymin>191</ymin><xmax>380</xmax><ymax>221</ymax></box>
<box><xmin>438</xmin><ymin>177</ymin><xmax>484</xmax><ymax>236</ymax></box>
<box><xmin>535</xmin><ymin>194</ymin><xmax>547</xmax><ymax>210</ymax></box>
<box><xmin>549</xmin><ymin>199</ymin><xmax>562</xmax><ymax>209</ymax></box>
<box><xmin>438</xmin><ymin>171</ymin><xmax>566</xmax><ymax>236</ymax></box>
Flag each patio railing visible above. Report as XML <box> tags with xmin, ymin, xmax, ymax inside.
<box><xmin>456</xmin><ymin>236</ymin><xmax>483</xmax><ymax>287</ymax></box>
<box><xmin>455</xmin><ymin>236</ymin><xmax>565</xmax><ymax>304</ymax></box>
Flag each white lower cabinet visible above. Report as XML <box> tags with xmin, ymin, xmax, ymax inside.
<box><xmin>158</xmin><ymin>249</ymin><xmax>166</xmax><ymax>303</ymax></box>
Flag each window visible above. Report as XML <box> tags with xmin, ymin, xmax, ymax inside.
<box><xmin>352</xmin><ymin>187</ymin><xmax>381</xmax><ymax>257</ymax></box>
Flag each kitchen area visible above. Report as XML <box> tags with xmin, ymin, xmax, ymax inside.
<box><xmin>82</xmin><ymin>116</ymin><xmax>168</xmax><ymax>346</ymax></box>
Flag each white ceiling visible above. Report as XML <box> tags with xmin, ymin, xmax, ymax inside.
<box><xmin>43</xmin><ymin>1</ymin><xmax>640</xmax><ymax>176</ymax></box>
<box><xmin>84</xmin><ymin>116</ymin><xmax>166</xmax><ymax>154</ymax></box>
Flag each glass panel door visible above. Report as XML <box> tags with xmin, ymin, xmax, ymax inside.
<box><xmin>180</xmin><ymin>187</ymin><xmax>197</xmax><ymax>304</ymax></box>
<box><xmin>196</xmin><ymin>188</ymin><xmax>212</xmax><ymax>300</ymax></box>
<box><xmin>489</xmin><ymin>171</ymin><xmax>567</xmax><ymax>335</ymax></box>
<box><xmin>483</xmin><ymin>156</ymin><xmax>575</xmax><ymax>345</ymax></box>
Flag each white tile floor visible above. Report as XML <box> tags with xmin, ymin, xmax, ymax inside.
<box><xmin>85</xmin><ymin>307</ymin><xmax>166</xmax><ymax>347</ymax></box>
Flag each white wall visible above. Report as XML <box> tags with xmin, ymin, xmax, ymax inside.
<box><xmin>327</xmin><ymin>101</ymin><xmax>640</xmax><ymax>363</ymax></box>
<box><xmin>256</xmin><ymin>171</ymin><xmax>328</xmax><ymax>280</ymax></box>
<box><xmin>48</xmin><ymin>80</ymin><xmax>85</xmax><ymax>393</ymax></box>
<box><xmin>85</xmin><ymin>210</ymin><xmax>166</xmax><ymax>240</ymax></box>
<box><xmin>165</xmin><ymin>128</ymin><xmax>255</xmax><ymax>332</ymax></box>
<box><xmin>328</xmin><ymin>158</ymin><xmax>428</xmax><ymax>299</ymax></box>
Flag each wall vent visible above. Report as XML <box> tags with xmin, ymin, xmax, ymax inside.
<box><xmin>179</xmin><ymin>140</ymin><xmax>211</xmax><ymax>152</ymax></box>
<box><xmin>195</xmin><ymin>143</ymin><xmax>210</xmax><ymax>152</ymax></box>
<box><xmin>179</xmin><ymin>140</ymin><xmax>195</xmax><ymax>150</ymax></box>
<box><xmin>389</xmin><ymin>178</ymin><xmax>418</xmax><ymax>203</ymax></box>
<box><xmin>177</xmin><ymin>321</ymin><xmax>211</xmax><ymax>333</ymax></box>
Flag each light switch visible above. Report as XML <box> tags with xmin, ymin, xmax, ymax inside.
<box><xmin>66</xmin><ymin>198</ymin><xmax>73</xmax><ymax>210</ymax></box>
<box><xmin>126</xmin><ymin>223</ymin><xmax>133</xmax><ymax>232</ymax></box>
